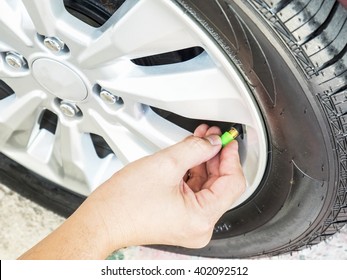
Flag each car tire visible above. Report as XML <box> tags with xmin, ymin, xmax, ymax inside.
<box><xmin>0</xmin><ymin>0</ymin><xmax>346</xmax><ymax>258</ymax></box>
<box><xmin>165</xmin><ymin>0</ymin><xmax>347</xmax><ymax>258</ymax></box>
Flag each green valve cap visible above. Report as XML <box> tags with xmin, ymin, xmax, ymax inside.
<box><xmin>221</xmin><ymin>127</ymin><xmax>240</xmax><ymax>147</ymax></box>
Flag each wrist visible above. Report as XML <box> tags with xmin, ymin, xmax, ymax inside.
<box><xmin>85</xmin><ymin>179</ymin><xmax>144</xmax><ymax>253</ymax></box>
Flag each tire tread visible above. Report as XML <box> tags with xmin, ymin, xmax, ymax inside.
<box><xmin>249</xmin><ymin>0</ymin><xmax>347</xmax><ymax>255</ymax></box>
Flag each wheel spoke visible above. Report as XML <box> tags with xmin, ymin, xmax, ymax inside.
<box><xmin>78</xmin><ymin>0</ymin><xmax>200</xmax><ymax>68</ymax></box>
<box><xmin>116</xmin><ymin>102</ymin><xmax>190</xmax><ymax>149</ymax></box>
<box><xmin>21</xmin><ymin>0</ymin><xmax>93</xmax><ymax>53</ymax></box>
<box><xmin>86</xmin><ymin>110</ymin><xmax>155</xmax><ymax>164</ymax></box>
<box><xmin>0</xmin><ymin>69</ymin><xmax>29</xmax><ymax>81</ymax></box>
<box><xmin>21</xmin><ymin>0</ymin><xmax>65</xmax><ymax>36</ymax></box>
<box><xmin>0</xmin><ymin>92</ymin><xmax>44</xmax><ymax>148</ymax></box>
<box><xmin>51</xmin><ymin>121</ymin><xmax>101</xmax><ymax>191</ymax></box>
<box><xmin>0</xmin><ymin>76</ymin><xmax>38</xmax><ymax>97</ymax></box>
<box><xmin>0</xmin><ymin>1</ymin><xmax>35</xmax><ymax>49</ymax></box>
<box><xmin>27</xmin><ymin>129</ymin><xmax>55</xmax><ymax>163</ymax></box>
<box><xmin>100</xmin><ymin>53</ymin><xmax>254</xmax><ymax>126</ymax></box>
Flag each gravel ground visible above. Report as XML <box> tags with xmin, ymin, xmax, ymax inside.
<box><xmin>1</xmin><ymin>183</ymin><xmax>346</xmax><ymax>260</ymax></box>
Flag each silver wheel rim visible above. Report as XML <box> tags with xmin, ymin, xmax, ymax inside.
<box><xmin>0</xmin><ymin>0</ymin><xmax>267</xmax><ymax>207</ymax></box>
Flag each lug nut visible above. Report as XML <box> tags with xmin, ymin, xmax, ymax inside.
<box><xmin>44</xmin><ymin>37</ymin><xmax>65</xmax><ymax>53</ymax></box>
<box><xmin>59</xmin><ymin>102</ymin><xmax>79</xmax><ymax>117</ymax></box>
<box><xmin>100</xmin><ymin>90</ymin><xmax>120</xmax><ymax>104</ymax></box>
<box><xmin>5</xmin><ymin>51</ymin><xmax>26</xmax><ymax>69</ymax></box>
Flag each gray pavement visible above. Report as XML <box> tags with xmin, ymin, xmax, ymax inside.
<box><xmin>1</xmin><ymin>183</ymin><xmax>346</xmax><ymax>260</ymax></box>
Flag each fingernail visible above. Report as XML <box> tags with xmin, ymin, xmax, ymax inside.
<box><xmin>204</xmin><ymin>135</ymin><xmax>222</xmax><ymax>146</ymax></box>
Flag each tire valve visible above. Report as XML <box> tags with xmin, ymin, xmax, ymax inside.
<box><xmin>221</xmin><ymin>124</ymin><xmax>242</xmax><ymax>147</ymax></box>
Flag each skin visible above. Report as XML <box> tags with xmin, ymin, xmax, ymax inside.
<box><xmin>19</xmin><ymin>125</ymin><xmax>246</xmax><ymax>260</ymax></box>
<box><xmin>339</xmin><ymin>0</ymin><xmax>347</xmax><ymax>8</ymax></box>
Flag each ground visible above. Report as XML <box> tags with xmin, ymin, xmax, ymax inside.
<box><xmin>1</xmin><ymin>183</ymin><xmax>346</xmax><ymax>260</ymax></box>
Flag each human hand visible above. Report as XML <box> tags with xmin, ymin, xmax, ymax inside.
<box><xmin>91</xmin><ymin>124</ymin><xmax>246</xmax><ymax>251</ymax></box>
<box><xmin>18</xmin><ymin>124</ymin><xmax>246</xmax><ymax>260</ymax></box>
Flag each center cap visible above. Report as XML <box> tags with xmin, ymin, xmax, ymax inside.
<box><xmin>32</xmin><ymin>58</ymin><xmax>87</xmax><ymax>101</ymax></box>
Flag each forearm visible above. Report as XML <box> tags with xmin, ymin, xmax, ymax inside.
<box><xmin>18</xmin><ymin>167</ymin><xmax>175</xmax><ymax>259</ymax></box>
<box><xmin>18</xmin><ymin>183</ymin><xmax>127</xmax><ymax>260</ymax></box>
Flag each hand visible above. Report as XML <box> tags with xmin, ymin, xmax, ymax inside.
<box><xmin>92</xmin><ymin>124</ymin><xmax>246</xmax><ymax>250</ymax></box>
<box><xmin>19</xmin><ymin>124</ymin><xmax>246</xmax><ymax>259</ymax></box>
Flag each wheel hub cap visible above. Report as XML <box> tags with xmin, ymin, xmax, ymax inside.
<box><xmin>32</xmin><ymin>58</ymin><xmax>87</xmax><ymax>101</ymax></box>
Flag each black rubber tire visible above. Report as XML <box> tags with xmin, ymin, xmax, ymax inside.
<box><xmin>1</xmin><ymin>0</ymin><xmax>346</xmax><ymax>258</ymax></box>
<box><xmin>164</xmin><ymin>0</ymin><xmax>347</xmax><ymax>258</ymax></box>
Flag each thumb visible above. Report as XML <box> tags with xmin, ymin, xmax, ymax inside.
<box><xmin>196</xmin><ymin>141</ymin><xmax>246</xmax><ymax>217</ymax></box>
<box><xmin>162</xmin><ymin>134</ymin><xmax>222</xmax><ymax>172</ymax></box>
